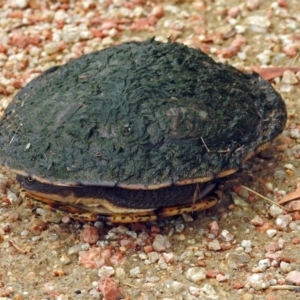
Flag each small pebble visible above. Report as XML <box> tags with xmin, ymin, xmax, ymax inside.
<box><xmin>129</xmin><ymin>266</ymin><xmax>141</xmax><ymax>277</ymax></box>
<box><xmin>115</xmin><ymin>267</ymin><xmax>126</xmax><ymax>278</ymax></box>
<box><xmin>207</xmin><ymin>239</ymin><xmax>221</xmax><ymax>251</ymax></box>
<box><xmin>275</xmin><ymin>214</ymin><xmax>292</xmax><ymax>230</ymax></box>
<box><xmin>145</xmin><ymin>276</ymin><xmax>160</xmax><ymax>283</ymax></box>
<box><xmin>280</xmin><ymin>261</ymin><xmax>292</xmax><ymax>273</ymax></box>
<box><xmin>259</xmin><ymin>259</ymin><xmax>270</xmax><ymax>270</ymax></box>
<box><xmin>265</xmin><ymin>182</ymin><xmax>274</xmax><ymax>191</ymax></box>
<box><xmin>44</xmin><ymin>42</ymin><xmax>59</xmax><ymax>55</ymax></box>
<box><xmin>209</xmin><ymin>221</ymin><xmax>219</xmax><ymax>235</ymax></box>
<box><xmin>98</xmin><ymin>266</ymin><xmax>115</xmax><ymax>278</ymax></box>
<box><xmin>147</xmin><ymin>251</ymin><xmax>161</xmax><ymax>263</ymax></box>
<box><xmin>216</xmin><ymin>274</ymin><xmax>228</xmax><ymax>282</ymax></box>
<box><xmin>181</xmin><ymin>213</ymin><xmax>194</xmax><ymax>222</ymax></box>
<box><xmin>62</xmin><ymin>29</ymin><xmax>79</xmax><ymax>43</ymax></box>
<box><xmin>286</xmin><ymin>270</ymin><xmax>300</xmax><ymax>285</ymax></box>
<box><xmin>241</xmin><ymin>240</ymin><xmax>252</xmax><ymax>249</ymax></box>
<box><xmin>185</xmin><ymin>267</ymin><xmax>206</xmax><ymax>283</ymax></box>
<box><xmin>225</xmin><ymin>253</ymin><xmax>250</xmax><ymax>270</ymax></box>
<box><xmin>9</xmin><ymin>0</ymin><xmax>28</xmax><ymax>8</ymax></box>
<box><xmin>265</xmin><ymin>242</ymin><xmax>280</xmax><ymax>252</ymax></box>
<box><xmin>81</xmin><ymin>225</ymin><xmax>99</xmax><ymax>244</ymax></box>
<box><xmin>98</xmin><ymin>277</ymin><xmax>122</xmax><ymax>300</ymax></box>
<box><xmin>266</xmin><ymin>229</ymin><xmax>277</xmax><ymax>238</ymax></box>
<box><xmin>239</xmin><ymin>294</ymin><xmax>254</xmax><ymax>300</ymax></box>
<box><xmin>60</xmin><ymin>254</ymin><xmax>72</xmax><ymax>265</ymax></box>
<box><xmin>152</xmin><ymin>234</ymin><xmax>172</xmax><ymax>252</ymax></box>
<box><xmin>290</xmin><ymin>127</ymin><xmax>300</xmax><ymax>139</ymax></box>
<box><xmin>280</xmin><ymin>83</ymin><xmax>296</xmax><ymax>93</ymax></box>
<box><xmin>247</xmin><ymin>273</ymin><xmax>270</xmax><ymax>290</ymax></box>
<box><xmin>273</xmin><ymin>170</ymin><xmax>286</xmax><ymax>180</ymax></box>
<box><xmin>164</xmin><ymin>280</ymin><xmax>186</xmax><ymax>293</ymax></box>
<box><xmin>219</xmin><ymin>229</ymin><xmax>234</xmax><ymax>242</ymax></box>
<box><xmin>281</xmin><ymin>70</ymin><xmax>298</xmax><ymax>84</ymax></box>
<box><xmin>20</xmin><ymin>230</ymin><xmax>29</xmax><ymax>236</ymax></box>
<box><xmin>278</xmin><ymin>238</ymin><xmax>285</xmax><ymax>248</ymax></box>
<box><xmin>269</xmin><ymin>205</ymin><xmax>283</xmax><ymax>218</ymax></box>
<box><xmin>269</xmin><ymin>278</ymin><xmax>277</xmax><ymax>286</ymax></box>
<box><xmin>231</xmin><ymin>192</ymin><xmax>250</xmax><ymax>207</ymax></box>
<box><xmin>7</xmin><ymin>190</ymin><xmax>22</xmax><ymax>205</ymax></box>
<box><xmin>251</xmin><ymin>215</ymin><xmax>264</xmax><ymax>226</ymax></box>
<box><xmin>189</xmin><ymin>286</ymin><xmax>201</xmax><ymax>297</ymax></box>
<box><xmin>198</xmin><ymin>284</ymin><xmax>218</xmax><ymax>298</ymax></box>
<box><xmin>68</xmin><ymin>244</ymin><xmax>85</xmax><ymax>255</ymax></box>
<box><xmin>163</xmin><ymin>252</ymin><xmax>175</xmax><ymax>264</ymax></box>
<box><xmin>27</xmin><ymin>218</ymin><xmax>48</xmax><ymax>235</ymax></box>
<box><xmin>256</xmin><ymin>50</ymin><xmax>271</xmax><ymax>64</ymax></box>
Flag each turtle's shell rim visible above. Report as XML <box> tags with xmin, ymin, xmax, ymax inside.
<box><xmin>8</xmin><ymin>140</ymin><xmax>270</xmax><ymax>190</ymax></box>
<box><xmin>9</xmin><ymin>166</ymin><xmax>237</xmax><ymax>190</ymax></box>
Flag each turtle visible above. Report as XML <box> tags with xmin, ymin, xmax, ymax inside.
<box><xmin>0</xmin><ymin>38</ymin><xmax>287</xmax><ymax>223</ymax></box>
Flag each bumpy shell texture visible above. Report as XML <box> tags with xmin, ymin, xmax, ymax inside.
<box><xmin>0</xmin><ymin>39</ymin><xmax>287</xmax><ymax>187</ymax></box>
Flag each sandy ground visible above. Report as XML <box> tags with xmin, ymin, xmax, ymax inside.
<box><xmin>0</xmin><ymin>0</ymin><xmax>300</xmax><ymax>299</ymax></box>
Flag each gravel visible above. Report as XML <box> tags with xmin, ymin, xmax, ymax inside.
<box><xmin>0</xmin><ymin>0</ymin><xmax>300</xmax><ymax>299</ymax></box>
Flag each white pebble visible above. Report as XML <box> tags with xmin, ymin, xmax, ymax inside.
<box><xmin>79</xmin><ymin>30</ymin><xmax>93</xmax><ymax>40</ymax></box>
<box><xmin>244</xmin><ymin>247</ymin><xmax>252</xmax><ymax>253</ymax></box>
<box><xmin>290</xmin><ymin>128</ymin><xmax>300</xmax><ymax>139</ymax></box>
<box><xmin>256</xmin><ymin>259</ymin><xmax>271</xmax><ymax>272</ymax></box>
<box><xmin>220</xmin><ymin>229</ymin><xmax>234</xmax><ymax>242</ymax></box>
<box><xmin>185</xmin><ymin>267</ymin><xmax>206</xmax><ymax>283</ymax></box>
<box><xmin>126</xmin><ymin>230</ymin><xmax>137</xmax><ymax>238</ymax></box>
<box><xmin>241</xmin><ymin>240</ymin><xmax>252</xmax><ymax>248</ymax></box>
<box><xmin>265</xmin><ymin>182</ymin><xmax>273</xmax><ymax>191</ymax></box>
<box><xmin>266</xmin><ymin>229</ymin><xmax>277</xmax><ymax>238</ymax></box>
<box><xmin>189</xmin><ymin>286</ymin><xmax>201</xmax><ymax>297</ymax></box>
<box><xmin>237</xmin><ymin>52</ymin><xmax>247</xmax><ymax>60</ymax></box>
<box><xmin>20</xmin><ymin>230</ymin><xmax>29</xmax><ymax>236</ymax></box>
<box><xmin>152</xmin><ymin>234</ymin><xmax>172</xmax><ymax>252</ymax></box>
<box><xmin>207</xmin><ymin>239</ymin><xmax>221</xmax><ymax>251</ymax></box>
<box><xmin>139</xmin><ymin>253</ymin><xmax>147</xmax><ymax>260</ymax></box>
<box><xmin>45</xmin><ymin>42</ymin><xmax>59</xmax><ymax>55</ymax></box>
<box><xmin>60</xmin><ymin>254</ymin><xmax>71</xmax><ymax>265</ymax></box>
<box><xmin>146</xmin><ymin>276</ymin><xmax>160</xmax><ymax>283</ymax></box>
<box><xmin>29</xmin><ymin>46</ymin><xmax>41</xmax><ymax>57</ymax></box>
<box><xmin>289</xmin><ymin>222</ymin><xmax>297</xmax><ymax>230</ymax></box>
<box><xmin>256</xmin><ymin>50</ymin><xmax>271</xmax><ymax>65</ymax></box>
<box><xmin>116</xmin><ymin>225</ymin><xmax>128</xmax><ymax>234</ymax></box>
<box><xmin>280</xmin><ymin>84</ymin><xmax>296</xmax><ymax>93</ymax></box>
<box><xmin>280</xmin><ymin>261</ymin><xmax>292</xmax><ymax>273</ymax></box>
<box><xmin>175</xmin><ymin>223</ymin><xmax>185</xmax><ymax>233</ymax></box>
<box><xmin>281</xmin><ymin>70</ymin><xmax>298</xmax><ymax>84</ymax></box>
<box><xmin>98</xmin><ymin>266</ymin><xmax>115</xmax><ymax>278</ymax></box>
<box><xmin>68</xmin><ymin>244</ymin><xmax>84</xmax><ymax>255</ymax></box>
<box><xmin>115</xmin><ymin>267</ymin><xmax>126</xmax><ymax>278</ymax></box>
<box><xmin>247</xmin><ymin>273</ymin><xmax>270</xmax><ymax>290</ymax></box>
<box><xmin>129</xmin><ymin>266</ymin><xmax>141</xmax><ymax>277</ymax></box>
<box><xmin>276</xmin><ymin>214</ymin><xmax>292</xmax><ymax>230</ymax></box>
<box><xmin>269</xmin><ymin>204</ymin><xmax>283</xmax><ymax>218</ymax></box>
<box><xmin>7</xmin><ymin>190</ymin><xmax>22</xmax><ymax>205</ymax></box>
<box><xmin>284</xmin><ymin>163</ymin><xmax>294</xmax><ymax>170</ymax></box>
<box><xmin>62</xmin><ymin>29</ymin><xmax>79</xmax><ymax>43</ymax></box>
<box><xmin>235</xmin><ymin>25</ymin><xmax>246</xmax><ymax>33</ymax></box>
<box><xmin>269</xmin><ymin>278</ymin><xmax>277</xmax><ymax>286</ymax></box>
<box><xmin>159</xmin><ymin>262</ymin><xmax>168</xmax><ymax>270</ymax></box>
<box><xmin>9</xmin><ymin>0</ymin><xmax>28</xmax><ymax>8</ymax></box>
<box><xmin>147</xmin><ymin>252</ymin><xmax>161</xmax><ymax>263</ymax></box>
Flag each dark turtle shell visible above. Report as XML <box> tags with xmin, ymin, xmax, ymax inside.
<box><xmin>0</xmin><ymin>39</ymin><xmax>287</xmax><ymax>191</ymax></box>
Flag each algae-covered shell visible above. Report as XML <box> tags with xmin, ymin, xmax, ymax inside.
<box><xmin>0</xmin><ymin>39</ymin><xmax>287</xmax><ymax>190</ymax></box>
